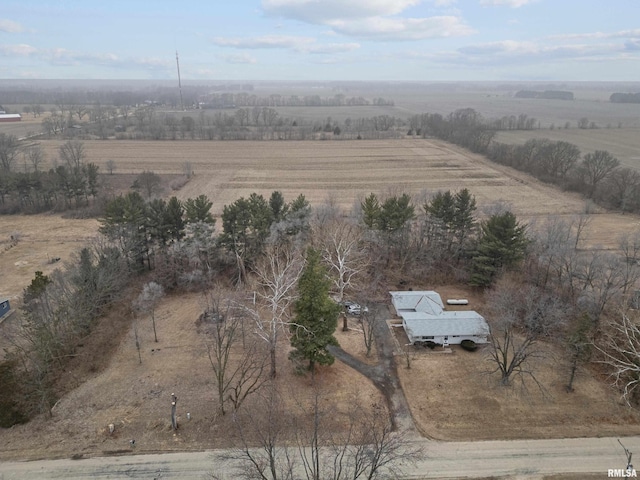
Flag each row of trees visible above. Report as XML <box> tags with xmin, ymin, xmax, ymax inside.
<box><xmin>408</xmin><ymin>108</ymin><xmax>631</xmax><ymax>213</ymax></box>
<box><xmin>0</xmin><ymin>138</ymin><xmax>100</xmax><ymax>213</ymax></box>
<box><xmin>199</xmin><ymin>92</ymin><xmax>393</xmax><ymax>108</ymax></box>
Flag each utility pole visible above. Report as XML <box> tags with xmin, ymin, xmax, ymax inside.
<box><xmin>176</xmin><ymin>51</ymin><xmax>184</xmax><ymax>111</ymax></box>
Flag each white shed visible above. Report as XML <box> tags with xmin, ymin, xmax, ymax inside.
<box><xmin>390</xmin><ymin>291</ymin><xmax>489</xmax><ymax>346</ymax></box>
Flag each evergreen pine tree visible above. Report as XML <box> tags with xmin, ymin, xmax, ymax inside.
<box><xmin>470</xmin><ymin>211</ymin><xmax>528</xmax><ymax>287</ymax></box>
<box><xmin>289</xmin><ymin>248</ymin><xmax>341</xmax><ymax>371</ymax></box>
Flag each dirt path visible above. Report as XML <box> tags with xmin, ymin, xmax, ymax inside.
<box><xmin>328</xmin><ymin>304</ymin><xmax>418</xmax><ymax>435</ymax></box>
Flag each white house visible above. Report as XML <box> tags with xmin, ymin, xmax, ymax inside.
<box><xmin>390</xmin><ymin>291</ymin><xmax>489</xmax><ymax>346</ymax></box>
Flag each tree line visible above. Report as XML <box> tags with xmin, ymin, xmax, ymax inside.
<box><xmin>408</xmin><ymin>108</ymin><xmax>632</xmax><ymax>213</ymax></box>
<box><xmin>0</xmin><ymin>137</ymin><xmax>100</xmax><ymax>214</ymax></box>
<box><xmin>199</xmin><ymin>92</ymin><xmax>394</xmax><ymax>108</ymax></box>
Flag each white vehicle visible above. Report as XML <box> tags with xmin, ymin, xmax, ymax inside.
<box><xmin>347</xmin><ymin>303</ymin><xmax>368</xmax><ymax>315</ymax></box>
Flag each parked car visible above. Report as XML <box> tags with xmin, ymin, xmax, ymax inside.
<box><xmin>346</xmin><ymin>303</ymin><xmax>368</xmax><ymax>316</ymax></box>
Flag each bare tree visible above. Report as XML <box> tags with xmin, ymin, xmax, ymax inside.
<box><xmin>581</xmin><ymin>150</ymin><xmax>619</xmax><ymax>198</ymax></box>
<box><xmin>132</xmin><ymin>314</ymin><xmax>142</xmax><ymax>364</ymax></box>
<box><xmin>486</xmin><ymin>279</ymin><xmax>567</xmax><ymax>388</ymax></box>
<box><xmin>105</xmin><ymin>159</ymin><xmax>117</xmax><ymax>175</ymax></box>
<box><xmin>358</xmin><ymin>309</ymin><xmax>377</xmax><ymax>358</ymax></box>
<box><xmin>223</xmin><ymin>385</ymin><xmax>296</xmax><ymax>480</ymax></box>
<box><xmin>340</xmin><ymin>401</ymin><xmax>420</xmax><ymax>480</ymax></box>
<box><xmin>134</xmin><ymin>282</ymin><xmax>164</xmax><ymax>342</ymax></box>
<box><xmin>0</xmin><ymin>133</ymin><xmax>20</xmax><ymax>172</ymax></box>
<box><xmin>201</xmin><ymin>289</ymin><xmax>267</xmax><ymax>415</ymax></box>
<box><xmin>565</xmin><ymin>314</ymin><xmax>592</xmax><ymax>392</ymax></box>
<box><xmin>596</xmin><ymin>311</ymin><xmax>640</xmax><ymax>406</ymax></box>
<box><xmin>23</xmin><ymin>144</ymin><xmax>45</xmax><ymax>173</ymax></box>
<box><xmin>317</xmin><ymin>219</ymin><xmax>368</xmax><ymax>303</ymax></box>
<box><xmin>58</xmin><ymin>140</ymin><xmax>85</xmax><ymax>171</ymax></box>
<box><xmin>617</xmin><ymin>231</ymin><xmax>640</xmax><ymax>295</ymax></box>
<box><xmin>252</xmin><ymin>244</ymin><xmax>304</xmax><ymax>378</ymax></box>
<box><xmin>73</xmin><ymin>104</ymin><xmax>89</xmax><ymax>121</ymax></box>
<box><xmin>132</xmin><ymin>170</ymin><xmax>162</xmax><ymax>199</ymax></box>
<box><xmin>294</xmin><ymin>385</ymin><xmax>419</xmax><ymax>480</ymax></box>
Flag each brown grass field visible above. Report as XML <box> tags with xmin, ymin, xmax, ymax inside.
<box><xmin>3</xmin><ymin>136</ymin><xmax>640</xmax><ymax>463</ymax></box>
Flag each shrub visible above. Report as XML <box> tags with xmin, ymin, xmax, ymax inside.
<box><xmin>460</xmin><ymin>339</ymin><xmax>478</xmax><ymax>351</ymax></box>
<box><xmin>0</xmin><ymin>360</ymin><xmax>29</xmax><ymax>427</ymax></box>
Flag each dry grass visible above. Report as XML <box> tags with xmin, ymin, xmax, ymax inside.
<box><xmin>0</xmin><ymin>291</ymin><xmax>384</xmax><ymax>461</ymax></box>
<box><xmin>393</xmin><ymin>284</ymin><xmax>640</xmax><ymax>441</ymax></box>
<box><xmin>0</xmin><ymin>215</ymin><xmax>99</xmax><ymax>300</ymax></box>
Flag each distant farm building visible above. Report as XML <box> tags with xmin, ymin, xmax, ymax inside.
<box><xmin>0</xmin><ymin>113</ymin><xmax>22</xmax><ymax>122</ymax></box>
<box><xmin>390</xmin><ymin>291</ymin><xmax>489</xmax><ymax>347</ymax></box>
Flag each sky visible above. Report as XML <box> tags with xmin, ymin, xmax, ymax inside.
<box><xmin>1</xmin><ymin>0</ymin><xmax>639</xmax><ymax>82</ymax></box>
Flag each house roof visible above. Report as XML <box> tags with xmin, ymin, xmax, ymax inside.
<box><xmin>0</xmin><ymin>114</ymin><xmax>21</xmax><ymax>119</ymax></box>
<box><xmin>389</xmin><ymin>290</ymin><xmax>444</xmax><ymax>316</ymax></box>
<box><xmin>402</xmin><ymin>311</ymin><xmax>490</xmax><ymax>338</ymax></box>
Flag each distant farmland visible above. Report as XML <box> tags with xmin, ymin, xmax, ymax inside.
<box><xmin>3</xmin><ymin>136</ymin><xmax>640</xmax><ymax>299</ymax></box>
<box><xmin>494</xmin><ymin>127</ymin><xmax>640</xmax><ymax>170</ymax></box>
<box><xmin>35</xmin><ymin>137</ymin><xmax>640</xmax><ymax>246</ymax></box>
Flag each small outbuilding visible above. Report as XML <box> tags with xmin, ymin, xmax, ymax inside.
<box><xmin>390</xmin><ymin>291</ymin><xmax>489</xmax><ymax>347</ymax></box>
<box><xmin>0</xmin><ymin>298</ymin><xmax>11</xmax><ymax>319</ymax></box>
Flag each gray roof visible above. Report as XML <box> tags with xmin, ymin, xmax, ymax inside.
<box><xmin>402</xmin><ymin>311</ymin><xmax>490</xmax><ymax>338</ymax></box>
<box><xmin>390</xmin><ymin>290</ymin><xmax>444</xmax><ymax>316</ymax></box>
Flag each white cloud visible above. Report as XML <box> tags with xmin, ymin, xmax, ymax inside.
<box><xmin>480</xmin><ymin>0</ymin><xmax>538</xmax><ymax>7</ymax></box>
<box><xmin>458</xmin><ymin>40</ymin><xmax>538</xmax><ymax>55</ymax></box>
<box><xmin>329</xmin><ymin>15</ymin><xmax>473</xmax><ymax>40</ymax></box>
<box><xmin>213</xmin><ymin>35</ymin><xmax>314</xmax><ymax>49</ymax></box>
<box><xmin>261</xmin><ymin>0</ymin><xmax>471</xmax><ymax>42</ymax></box>
<box><xmin>302</xmin><ymin>42</ymin><xmax>361</xmax><ymax>54</ymax></box>
<box><xmin>0</xmin><ymin>19</ymin><xmax>24</xmax><ymax>33</ymax></box>
<box><xmin>225</xmin><ymin>53</ymin><xmax>258</xmax><ymax>64</ymax></box>
<box><xmin>435</xmin><ymin>39</ymin><xmax>633</xmax><ymax>67</ymax></box>
<box><xmin>549</xmin><ymin>29</ymin><xmax>640</xmax><ymax>41</ymax></box>
<box><xmin>262</xmin><ymin>0</ymin><xmax>421</xmax><ymax>23</ymax></box>
<box><xmin>214</xmin><ymin>35</ymin><xmax>360</xmax><ymax>54</ymax></box>
<box><xmin>0</xmin><ymin>43</ymin><xmax>37</xmax><ymax>56</ymax></box>
<box><xmin>0</xmin><ymin>42</ymin><xmax>172</xmax><ymax>72</ymax></box>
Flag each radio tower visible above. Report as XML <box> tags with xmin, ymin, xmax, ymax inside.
<box><xmin>176</xmin><ymin>51</ymin><xmax>184</xmax><ymax>111</ymax></box>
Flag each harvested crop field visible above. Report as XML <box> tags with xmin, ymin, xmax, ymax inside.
<box><xmin>36</xmin><ymin>138</ymin><xmax>585</xmax><ymax>214</ymax></box>
<box><xmin>30</xmin><ymin>138</ymin><xmax>607</xmax><ymax>213</ymax></box>
<box><xmin>33</xmin><ymin>137</ymin><xmax>640</xmax><ymax>248</ymax></box>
